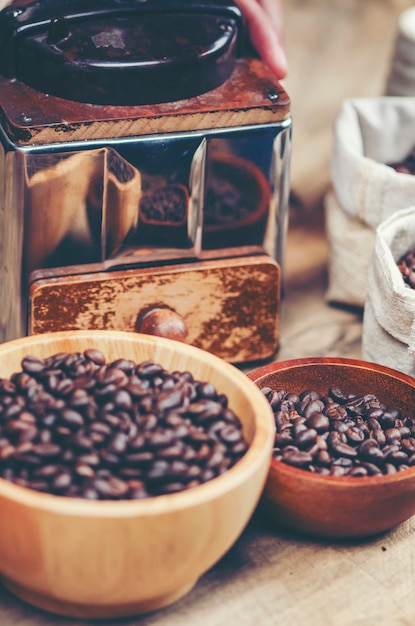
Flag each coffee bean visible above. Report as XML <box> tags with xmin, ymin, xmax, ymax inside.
<box><xmin>302</xmin><ymin>399</ymin><xmax>325</xmax><ymax>419</ymax></box>
<box><xmin>282</xmin><ymin>447</ymin><xmax>313</xmax><ymax>468</ymax></box>
<box><xmin>385</xmin><ymin>428</ymin><xmax>402</xmax><ymax>443</ymax></box>
<box><xmin>346</xmin><ymin>426</ymin><xmax>365</xmax><ymax>444</ymax></box>
<box><xmin>53</xmin><ymin>471</ymin><xmax>72</xmax><ymax>491</ymax></box>
<box><xmin>348</xmin><ymin>466</ymin><xmax>368</xmax><ymax>477</ymax></box>
<box><xmin>21</xmin><ymin>356</ymin><xmax>46</xmax><ymax>374</ymax></box>
<box><xmin>328</xmin><ymin>387</ymin><xmax>350</xmax><ymax>403</ymax></box>
<box><xmin>325</xmin><ymin>404</ymin><xmax>348</xmax><ymax>420</ymax></box>
<box><xmin>295</xmin><ymin>428</ymin><xmax>318</xmax><ymax>449</ymax></box>
<box><xmin>332</xmin><ymin>457</ymin><xmax>353</xmax><ymax>468</ymax></box>
<box><xmin>331</xmin><ymin>442</ymin><xmax>358</xmax><ymax>459</ymax></box>
<box><xmin>305</xmin><ymin>413</ymin><xmax>330</xmax><ymax>433</ymax></box>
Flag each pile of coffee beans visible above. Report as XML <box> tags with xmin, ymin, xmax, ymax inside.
<box><xmin>397</xmin><ymin>249</ymin><xmax>415</xmax><ymax>289</ymax></box>
<box><xmin>260</xmin><ymin>385</ymin><xmax>415</xmax><ymax>477</ymax></box>
<box><xmin>386</xmin><ymin>153</ymin><xmax>415</xmax><ymax>289</ymax></box>
<box><xmin>388</xmin><ymin>151</ymin><xmax>415</xmax><ymax>175</ymax></box>
<box><xmin>205</xmin><ymin>175</ymin><xmax>252</xmax><ymax>226</ymax></box>
<box><xmin>0</xmin><ymin>351</ymin><xmax>248</xmax><ymax>499</ymax></box>
<box><xmin>140</xmin><ymin>186</ymin><xmax>186</xmax><ymax>223</ymax></box>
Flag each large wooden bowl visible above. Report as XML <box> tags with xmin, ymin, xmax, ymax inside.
<box><xmin>248</xmin><ymin>357</ymin><xmax>415</xmax><ymax>539</ymax></box>
<box><xmin>0</xmin><ymin>330</ymin><xmax>275</xmax><ymax>618</ymax></box>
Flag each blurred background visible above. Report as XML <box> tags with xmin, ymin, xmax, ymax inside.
<box><xmin>282</xmin><ymin>0</ymin><xmax>414</xmax><ymax>282</ymax></box>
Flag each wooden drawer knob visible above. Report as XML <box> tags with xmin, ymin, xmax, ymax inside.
<box><xmin>136</xmin><ymin>304</ymin><xmax>188</xmax><ymax>342</ymax></box>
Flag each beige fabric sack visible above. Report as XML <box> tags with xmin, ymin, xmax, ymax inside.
<box><xmin>326</xmin><ymin>96</ymin><xmax>415</xmax><ymax>308</ymax></box>
<box><xmin>362</xmin><ymin>206</ymin><xmax>415</xmax><ymax>376</ymax></box>
<box><xmin>385</xmin><ymin>6</ymin><xmax>415</xmax><ymax>97</ymax></box>
<box><xmin>325</xmin><ymin>190</ymin><xmax>375</xmax><ymax>309</ymax></box>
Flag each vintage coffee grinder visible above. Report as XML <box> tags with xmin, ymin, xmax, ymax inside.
<box><xmin>0</xmin><ymin>0</ymin><xmax>291</xmax><ymax>363</ymax></box>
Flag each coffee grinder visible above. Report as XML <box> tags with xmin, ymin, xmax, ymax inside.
<box><xmin>0</xmin><ymin>0</ymin><xmax>291</xmax><ymax>363</ymax></box>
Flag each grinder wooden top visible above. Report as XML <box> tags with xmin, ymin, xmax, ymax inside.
<box><xmin>0</xmin><ymin>58</ymin><xmax>290</xmax><ymax>146</ymax></box>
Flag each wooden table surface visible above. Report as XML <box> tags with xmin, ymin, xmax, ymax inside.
<box><xmin>0</xmin><ymin>271</ymin><xmax>409</xmax><ymax>626</ymax></box>
<box><xmin>1</xmin><ymin>0</ymin><xmax>415</xmax><ymax>624</ymax></box>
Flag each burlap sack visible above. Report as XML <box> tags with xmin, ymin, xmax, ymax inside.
<box><xmin>385</xmin><ymin>6</ymin><xmax>415</xmax><ymax>97</ymax></box>
<box><xmin>326</xmin><ymin>96</ymin><xmax>415</xmax><ymax>308</ymax></box>
<box><xmin>325</xmin><ymin>190</ymin><xmax>375</xmax><ymax>308</ymax></box>
<box><xmin>362</xmin><ymin>206</ymin><xmax>415</xmax><ymax>376</ymax></box>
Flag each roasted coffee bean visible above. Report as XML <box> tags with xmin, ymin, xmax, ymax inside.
<box><xmin>328</xmin><ymin>386</ymin><xmax>350</xmax><ymax>403</ymax></box>
<box><xmin>348</xmin><ymin>466</ymin><xmax>368</xmax><ymax>477</ymax></box>
<box><xmin>402</xmin><ymin>437</ymin><xmax>415</xmax><ymax>453</ymax></box>
<box><xmin>295</xmin><ymin>428</ymin><xmax>318</xmax><ymax>449</ymax></box>
<box><xmin>21</xmin><ymin>356</ymin><xmax>46</xmax><ymax>374</ymax></box>
<box><xmin>346</xmin><ymin>426</ymin><xmax>365</xmax><ymax>444</ymax></box>
<box><xmin>280</xmin><ymin>398</ymin><xmax>296</xmax><ymax>413</ymax></box>
<box><xmin>305</xmin><ymin>413</ymin><xmax>330</xmax><ymax>433</ymax></box>
<box><xmin>361</xmin><ymin>462</ymin><xmax>383</xmax><ymax>476</ymax></box>
<box><xmin>332</xmin><ymin>457</ymin><xmax>353</xmax><ymax>468</ymax></box>
<box><xmin>399</xmin><ymin>426</ymin><xmax>412</xmax><ymax>439</ymax></box>
<box><xmin>327</xmin><ymin>431</ymin><xmax>346</xmax><ymax>447</ymax></box>
<box><xmin>273</xmin><ymin>410</ymin><xmax>289</xmax><ymax>429</ymax></box>
<box><xmin>331</xmin><ymin>442</ymin><xmax>358</xmax><ymax>459</ymax></box>
<box><xmin>53</xmin><ymin>471</ymin><xmax>72</xmax><ymax>491</ymax></box>
<box><xmin>384</xmin><ymin>428</ymin><xmax>402</xmax><ymax>443</ymax></box>
<box><xmin>371</xmin><ymin>429</ymin><xmax>387</xmax><ymax>447</ymax></box>
<box><xmin>292</xmin><ymin>423</ymin><xmax>306</xmax><ymax>440</ymax></box>
<box><xmin>0</xmin><ymin>352</ymin><xmax>247</xmax><ymax>499</ymax></box>
<box><xmin>274</xmin><ymin>432</ymin><xmax>294</xmax><ymax>448</ymax></box>
<box><xmin>330</xmin><ymin>466</ymin><xmax>347</xmax><ymax>476</ymax></box>
<box><xmin>325</xmin><ymin>404</ymin><xmax>348</xmax><ymax>420</ymax></box>
<box><xmin>378</xmin><ymin>411</ymin><xmax>398</xmax><ymax>429</ymax></box>
<box><xmin>367</xmin><ymin>417</ymin><xmax>381</xmax><ymax>431</ymax></box>
<box><xmin>387</xmin><ymin>450</ymin><xmax>409</xmax><ymax>466</ymax></box>
<box><xmin>262</xmin><ymin>384</ymin><xmax>415</xmax><ymax>478</ymax></box>
<box><xmin>315</xmin><ymin>467</ymin><xmax>331</xmax><ymax>475</ymax></box>
<box><xmin>332</xmin><ymin>420</ymin><xmax>350</xmax><ymax>434</ymax></box>
<box><xmin>302</xmin><ymin>399</ymin><xmax>325</xmax><ymax>419</ymax></box>
<box><xmin>359</xmin><ymin>445</ymin><xmax>385</xmax><ymax>465</ymax></box>
<box><xmin>282</xmin><ymin>448</ymin><xmax>313</xmax><ymax>468</ymax></box>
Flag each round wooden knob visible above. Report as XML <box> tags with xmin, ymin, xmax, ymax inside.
<box><xmin>136</xmin><ymin>304</ymin><xmax>188</xmax><ymax>342</ymax></box>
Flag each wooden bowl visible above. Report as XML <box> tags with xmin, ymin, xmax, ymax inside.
<box><xmin>248</xmin><ymin>357</ymin><xmax>415</xmax><ymax>539</ymax></box>
<box><xmin>202</xmin><ymin>153</ymin><xmax>271</xmax><ymax>249</ymax></box>
<box><xmin>0</xmin><ymin>330</ymin><xmax>275</xmax><ymax>619</ymax></box>
<box><xmin>137</xmin><ymin>184</ymin><xmax>190</xmax><ymax>247</ymax></box>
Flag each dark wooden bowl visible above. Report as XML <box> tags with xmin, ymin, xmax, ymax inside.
<box><xmin>202</xmin><ymin>154</ymin><xmax>271</xmax><ymax>249</ymax></box>
<box><xmin>248</xmin><ymin>357</ymin><xmax>415</xmax><ymax>539</ymax></box>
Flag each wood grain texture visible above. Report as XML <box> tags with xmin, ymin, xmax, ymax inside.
<box><xmin>0</xmin><ymin>59</ymin><xmax>290</xmax><ymax>145</ymax></box>
<box><xmin>0</xmin><ymin>330</ymin><xmax>275</xmax><ymax>619</ymax></box>
<box><xmin>248</xmin><ymin>358</ymin><xmax>415</xmax><ymax>538</ymax></box>
<box><xmin>28</xmin><ymin>256</ymin><xmax>280</xmax><ymax>364</ymax></box>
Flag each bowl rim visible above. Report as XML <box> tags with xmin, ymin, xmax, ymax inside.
<box><xmin>247</xmin><ymin>356</ymin><xmax>415</xmax><ymax>386</ymax></box>
<box><xmin>248</xmin><ymin>356</ymin><xmax>415</xmax><ymax>487</ymax></box>
<box><xmin>0</xmin><ymin>330</ymin><xmax>275</xmax><ymax>516</ymax></box>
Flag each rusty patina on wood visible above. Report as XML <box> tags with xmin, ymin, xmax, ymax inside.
<box><xmin>28</xmin><ymin>255</ymin><xmax>280</xmax><ymax>363</ymax></box>
<box><xmin>0</xmin><ymin>59</ymin><xmax>290</xmax><ymax>145</ymax></box>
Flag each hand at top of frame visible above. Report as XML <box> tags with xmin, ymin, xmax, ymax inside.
<box><xmin>236</xmin><ymin>0</ymin><xmax>288</xmax><ymax>79</ymax></box>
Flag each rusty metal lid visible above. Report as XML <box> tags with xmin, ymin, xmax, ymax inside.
<box><xmin>0</xmin><ymin>0</ymin><xmax>243</xmax><ymax>105</ymax></box>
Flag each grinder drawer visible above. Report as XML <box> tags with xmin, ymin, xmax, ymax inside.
<box><xmin>28</xmin><ymin>255</ymin><xmax>280</xmax><ymax>364</ymax></box>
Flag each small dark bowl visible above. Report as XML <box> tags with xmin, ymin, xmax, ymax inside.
<box><xmin>248</xmin><ymin>357</ymin><xmax>415</xmax><ymax>539</ymax></box>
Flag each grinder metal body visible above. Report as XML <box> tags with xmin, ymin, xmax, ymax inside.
<box><xmin>0</xmin><ymin>0</ymin><xmax>291</xmax><ymax>363</ymax></box>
